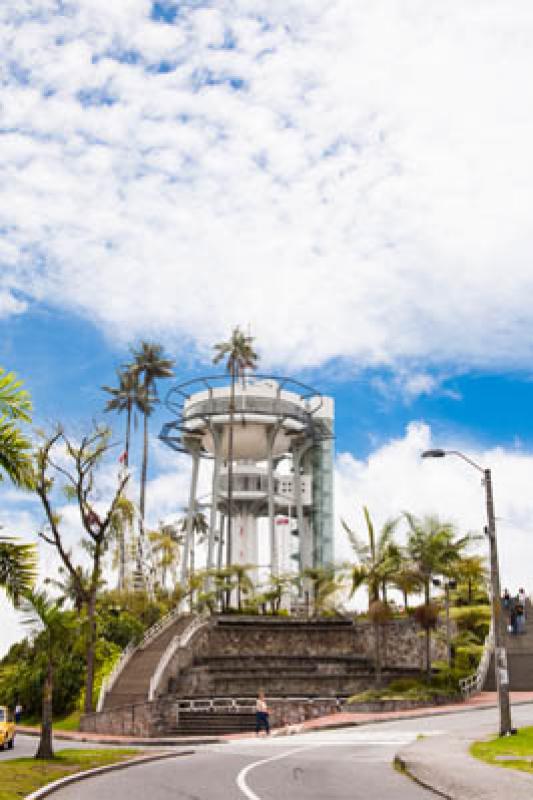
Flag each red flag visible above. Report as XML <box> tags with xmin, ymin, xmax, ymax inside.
<box><xmin>119</xmin><ymin>451</ymin><xmax>127</xmax><ymax>464</ymax></box>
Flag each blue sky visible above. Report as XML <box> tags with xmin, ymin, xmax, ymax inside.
<box><xmin>2</xmin><ymin>1</ymin><xmax>533</xmax><ymax>652</ymax></box>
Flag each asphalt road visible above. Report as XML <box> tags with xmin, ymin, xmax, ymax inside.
<box><xmin>8</xmin><ymin>704</ymin><xmax>533</xmax><ymax>799</ymax></box>
<box><xmin>0</xmin><ymin>733</ymin><xmax>120</xmax><ymax>760</ymax></box>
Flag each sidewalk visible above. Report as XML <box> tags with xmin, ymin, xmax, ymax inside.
<box><xmin>395</xmin><ymin>726</ymin><xmax>533</xmax><ymax>800</ymax></box>
<box><xmin>18</xmin><ymin>693</ymin><xmax>533</xmax><ymax>746</ymax></box>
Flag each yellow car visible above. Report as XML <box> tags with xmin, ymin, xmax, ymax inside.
<box><xmin>0</xmin><ymin>707</ymin><xmax>15</xmax><ymax>751</ymax></box>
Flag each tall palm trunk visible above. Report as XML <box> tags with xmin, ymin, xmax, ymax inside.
<box><xmin>36</xmin><ymin>661</ymin><xmax>54</xmax><ymax>759</ymax></box>
<box><xmin>138</xmin><ymin>403</ymin><xmax>149</xmax><ymax>571</ymax></box>
<box><xmin>84</xmin><ymin>592</ymin><xmax>97</xmax><ymax>713</ymax></box>
<box><xmin>424</xmin><ymin>580</ymin><xmax>431</xmax><ymax>680</ymax></box>
<box><xmin>226</xmin><ymin>368</ymin><xmax>235</xmax><ymax>568</ymax></box>
<box><xmin>125</xmin><ymin>400</ymin><xmax>132</xmax><ymax>469</ymax></box>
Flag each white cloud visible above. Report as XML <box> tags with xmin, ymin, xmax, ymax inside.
<box><xmin>1</xmin><ymin>2</ymin><xmax>533</xmax><ymax>369</ymax></box>
<box><xmin>335</xmin><ymin>422</ymin><xmax>533</xmax><ymax>597</ymax></box>
<box><xmin>0</xmin><ymin>291</ymin><xmax>27</xmax><ymax>319</ymax></box>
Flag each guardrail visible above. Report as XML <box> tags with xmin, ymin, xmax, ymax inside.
<box><xmin>175</xmin><ymin>696</ymin><xmax>345</xmax><ymax>713</ymax></box>
<box><xmin>96</xmin><ymin>604</ymin><xmax>185</xmax><ymax>712</ymax></box>
<box><xmin>459</xmin><ymin>619</ymin><xmax>494</xmax><ymax>698</ymax></box>
<box><xmin>148</xmin><ymin>613</ymin><xmax>210</xmax><ymax>701</ymax></box>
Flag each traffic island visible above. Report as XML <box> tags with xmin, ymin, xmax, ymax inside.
<box><xmin>0</xmin><ymin>749</ymin><xmax>138</xmax><ymax>800</ymax></box>
<box><xmin>471</xmin><ymin>726</ymin><xmax>533</xmax><ymax>773</ymax></box>
<box><xmin>395</xmin><ymin>728</ymin><xmax>533</xmax><ymax>799</ymax></box>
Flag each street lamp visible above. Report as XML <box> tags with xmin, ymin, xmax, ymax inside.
<box><xmin>421</xmin><ymin>448</ymin><xmax>513</xmax><ymax>736</ymax></box>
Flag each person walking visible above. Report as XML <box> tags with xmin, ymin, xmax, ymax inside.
<box><xmin>516</xmin><ymin>601</ymin><xmax>525</xmax><ymax>634</ymax></box>
<box><xmin>255</xmin><ymin>690</ymin><xmax>270</xmax><ymax>736</ymax></box>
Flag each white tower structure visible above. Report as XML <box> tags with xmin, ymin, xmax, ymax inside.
<box><xmin>160</xmin><ymin>376</ymin><xmax>334</xmax><ymax>600</ymax></box>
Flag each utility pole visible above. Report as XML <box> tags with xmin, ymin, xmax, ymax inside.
<box><xmin>484</xmin><ymin>468</ymin><xmax>512</xmax><ymax>736</ymax></box>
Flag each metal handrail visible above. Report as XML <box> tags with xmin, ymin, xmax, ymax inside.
<box><xmin>459</xmin><ymin>619</ymin><xmax>494</xmax><ymax>697</ymax></box>
<box><xmin>148</xmin><ymin>614</ymin><xmax>210</xmax><ymax>701</ymax></box>
<box><xmin>96</xmin><ymin>605</ymin><xmax>185</xmax><ymax>712</ymax></box>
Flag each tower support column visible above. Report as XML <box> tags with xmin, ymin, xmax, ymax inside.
<box><xmin>181</xmin><ymin>443</ymin><xmax>201</xmax><ymax>587</ymax></box>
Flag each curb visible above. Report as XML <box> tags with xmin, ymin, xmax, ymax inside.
<box><xmin>24</xmin><ymin>750</ymin><xmax>194</xmax><ymax>800</ymax></box>
<box><xmin>393</xmin><ymin>754</ymin><xmax>451</xmax><ymax>799</ymax></box>
<box><xmin>17</xmin><ymin>729</ymin><xmax>223</xmax><ymax>747</ymax></box>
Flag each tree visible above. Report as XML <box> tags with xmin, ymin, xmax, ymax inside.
<box><xmin>149</xmin><ymin>523</ymin><xmax>182</xmax><ymax>590</ymax></box>
<box><xmin>392</xmin><ymin>565</ymin><xmax>422</xmax><ymax>611</ymax></box>
<box><xmin>404</xmin><ymin>513</ymin><xmax>470</xmax><ymax>679</ymax></box>
<box><xmin>20</xmin><ymin>590</ymin><xmax>76</xmax><ymax>759</ymax></box>
<box><xmin>34</xmin><ymin>425</ymin><xmax>129</xmax><ymax>712</ymax></box>
<box><xmin>212</xmin><ymin>327</ymin><xmax>258</xmax><ymax>567</ymax></box>
<box><xmin>342</xmin><ymin>507</ymin><xmax>400</xmax><ymax>683</ymax></box>
<box><xmin>0</xmin><ymin>534</ymin><xmax>37</xmax><ymax>603</ymax></box>
<box><xmin>131</xmin><ymin>343</ymin><xmax>174</xmax><ymax>570</ymax></box>
<box><xmin>301</xmin><ymin>566</ymin><xmax>343</xmax><ymax>616</ymax></box>
<box><xmin>102</xmin><ymin>368</ymin><xmax>140</xmax><ymax>469</ymax></box>
<box><xmin>0</xmin><ymin>366</ymin><xmax>34</xmax><ymax>489</ymax></box>
<box><xmin>454</xmin><ymin>554</ymin><xmax>488</xmax><ymax>605</ymax></box>
<box><xmin>109</xmin><ymin>496</ymin><xmax>136</xmax><ymax>590</ymax></box>
<box><xmin>179</xmin><ymin>508</ymin><xmax>208</xmax><ymax>578</ymax></box>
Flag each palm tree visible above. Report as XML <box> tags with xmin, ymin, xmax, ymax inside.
<box><xmin>0</xmin><ymin>534</ymin><xmax>37</xmax><ymax>603</ymax></box>
<box><xmin>20</xmin><ymin>590</ymin><xmax>76</xmax><ymax>759</ymax></box>
<box><xmin>212</xmin><ymin>327</ymin><xmax>258</xmax><ymax>566</ymax></box>
<box><xmin>393</xmin><ymin>564</ymin><xmax>422</xmax><ymax>612</ymax></box>
<box><xmin>44</xmin><ymin>565</ymin><xmax>92</xmax><ymax>613</ymax></box>
<box><xmin>179</xmin><ymin>508</ymin><xmax>208</xmax><ymax>577</ymax></box>
<box><xmin>454</xmin><ymin>554</ymin><xmax>488</xmax><ymax>605</ymax></box>
<box><xmin>0</xmin><ymin>366</ymin><xmax>34</xmax><ymax>489</ymax></box>
<box><xmin>229</xmin><ymin>563</ymin><xmax>254</xmax><ymax>612</ymax></box>
<box><xmin>109</xmin><ymin>496</ymin><xmax>136</xmax><ymax>590</ymax></box>
<box><xmin>102</xmin><ymin>368</ymin><xmax>140</xmax><ymax>469</ymax></box>
<box><xmin>131</xmin><ymin>342</ymin><xmax>174</xmax><ymax>570</ymax></box>
<box><xmin>342</xmin><ymin>507</ymin><xmax>400</xmax><ymax>683</ymax></box>
<box><xmin>404</xmin><ymin>513</ymin><xmax>470</xmax><ymax>679</ymax></box>
<box><xmin>149</xmin><ymin>523</ymin><xmax>182</xmax><ymax>590</ymax></box>
<box><xmin>301</xmin><ymin>566</ymin><xmax>343</xmax><ymax>616</ymax></box>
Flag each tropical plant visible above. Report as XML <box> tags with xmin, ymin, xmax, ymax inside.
<box><xmin>102</xmin><ymin>368</ymin><xmax>140</xmax><ymax>469</ymax></box>
<box><xmin>392</xmin><ymin>563</ymin><xmax>422</xmax><ymax>611</ymax></box>
<box><xmin>0</xmin><ymin>366</ymin><xmax>34</xmax><ymax>489</ymax></box>
<box><xmin>34</xmin><ymin>425</ymin><xmax>129</xmax><ymax>712</ymax></box>
<box><xmin>342</xmin><ymin>507</ymin><xmax>401</xmax><ymax>683</ymax></box>
<box><xmin>301</xmin><ymin>566</ymin><xmax>343</xmax><ymax>616</ymax></box>
<box><xmin>0</xmin><ymin>533</ymin><xmax>37</xmax><ymax>603</ymax></box>
<box><xmin>44</xmin><ymin>565</ymin><xmax>94</xmax><ymax>613</ymax></box>
<box><xmin>149</xmin><ymin>522</ymin><xmax>182</xmax><ymax>590</ymax></box>
<box><xmin>212</xmin><ymin>327</ymin><xmax>258</xmax><ymax>568</ymax></box>
<box><xmin>109</xmin><ymin>496</ymin><xmax>136</xmax><ymax>590</ymax></box>
<box><xmin>179</xmin><ymin>508</ymin><xmax>208</xmax><ymax>578</ymax></box>
<box><xmin>19</xmin><ymin>590</ymin><xmax>77</xmax><ymax>759</ymax></box>
<box><xmin>453</xmin><ymin>554</ymin><xmax>488</xmax><ymax>605</ymax></box>
<box><xmin>404</xmin><ymin>513</ymin><xmax>471</xmax><ymax>679</ymax></box>
<box><xmin>131</xmin><ymin>342</ymin><xmax>174</xmax><ymax>568</ymax></box>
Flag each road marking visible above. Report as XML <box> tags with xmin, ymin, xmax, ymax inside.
<box><xmin>236</xmin><ymin>745</ymin><xmax>318</xmax><ymax>800</ymax></box>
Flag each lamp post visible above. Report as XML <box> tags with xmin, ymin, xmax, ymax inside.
<box><xmin>421</xmin><ymin>448</ymin><xmax>513</xmax><ymax>736</ymax></box>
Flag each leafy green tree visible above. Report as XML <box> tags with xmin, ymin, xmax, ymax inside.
<box><xmin>20</xmin><ymin>590</ymin><xmax>77</xmax><ymax>759</ymax></box>
<box><xmin>392</xmin><ymin>563</ymin><xmax>422</xmax><ymax>611</ymax></box>
<box><xmin>404</xmin><ymin>513</ymin><xmax>470</xmax><ymax>678</ymax></box>
<box><xmin>342</xmin><ymin>507</ymin><xmax>400</xmax><ymax>683</ymax></box>
<box><xmin>0</xmin><ymin>366</ymin><xmax>34</xmax><ymax>489</ymax></box>
<box><xmin>131</xmin><ymin>343</ymin><xmax>174</xmax><ymax>573</ymax></box>
<box><xmin>454</xmin><ymin>554</ymin><xmax>488</xmax><ymax>605</ymax></box>
<box><xmin>35</xmin><ymin>425</ymin><xmax>129</xmax><ymax>712</ymax></box>
<box><xmin>212</xmin><ymin>327</ymin><xmax>258</xmax><ymax>566</ymax></box>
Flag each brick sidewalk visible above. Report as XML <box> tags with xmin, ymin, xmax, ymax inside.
<box><xmin>18</xmin><ymin>692</ymin><xmax>533</xmax><ymax>745</ymax></box>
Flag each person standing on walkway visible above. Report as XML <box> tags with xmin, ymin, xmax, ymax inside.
<box><xmin>255</xmin><ymin>689</ymin><xmax>270</xmax><ymax>736</ymax></box>
<box><xmin>516</xmin><ymin>601</ymin><xmax>525</xmax><ymax>634</ymax></box>
<box><xmin>518</xmin><ymin>587</ymin><xmax>527</xmax><ymax>619</ymax></box>
<box><xmin>503</xmin><ymin>589</ymin><xmax>511</xmax><ymax>609</ymax></box>
<box><xmin>510</xmin><ymin>605</ymin><xmax>518</xmax><ymax>635</ymax></box>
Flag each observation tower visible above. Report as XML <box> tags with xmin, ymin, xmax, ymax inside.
<box><xmin>160</xmin><ymin>376</ymin><xmax>334</xmax><ymax>600</ymax></box>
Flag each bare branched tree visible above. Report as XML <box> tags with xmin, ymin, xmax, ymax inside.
<box><xmin>34</xmin><ymin>425</ymin><xmax>129</xmax><ymax>713</ymax></box>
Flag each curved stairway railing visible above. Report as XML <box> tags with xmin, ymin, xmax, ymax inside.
<box><xmin>97</xmin><ymin>604</ymin><xmax>186</xmax><ymax>712</ymax></box>
<box><xmin>459</xmin><ymin>619</ymin><xmax>494</xmax><ymax>698</ymax></box>
<box><xmin>149</xmin><ymin>613</ymin><xmax>210</xmax><ymax>701</ymax></box>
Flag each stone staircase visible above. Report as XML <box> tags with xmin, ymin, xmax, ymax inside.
<box><xmin>484</xmin><ymin>599</ymin><xmax>533</xmax><ymax>691</ymax></box>
<box><xmin>102</xmin><ymin>614</ymin><xmax>192</xmax><ymax>711</ymax></box>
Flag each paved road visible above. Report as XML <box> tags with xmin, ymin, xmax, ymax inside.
<box><xmin>0</xmin><ymin>733</ymin><xmax>121</xmax><ymax>761</ymax></box>
<box><xmin>11</xmin><ymin>704</ymin><xmax>533</xmax><ymax>799</ymax></box>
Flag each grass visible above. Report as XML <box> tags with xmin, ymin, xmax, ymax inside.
<box><xmin>19</xmin><ymin>710</ymin><xmax>81</xmax><ymax>731</ymax></box>
<box><xmin>471</xmin><ymin>726</ymin><xmax>533</xmax><ymax>773</ymax></box>
<box><xmin>0</xmin><ymin>748</ymin><xmax>138</xmax><ymax>800</ymax></box>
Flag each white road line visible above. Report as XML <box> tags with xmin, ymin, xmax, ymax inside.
<box><xmin>236</xmin><ymin>745</ymin><xmax>318</xmax><ymax>800</ymax></box>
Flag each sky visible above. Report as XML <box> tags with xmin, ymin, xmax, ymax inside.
<box><xmin>2</xmin><ymin>1</ymin><xmax>533</xmax><ymax>654</ymax></box>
